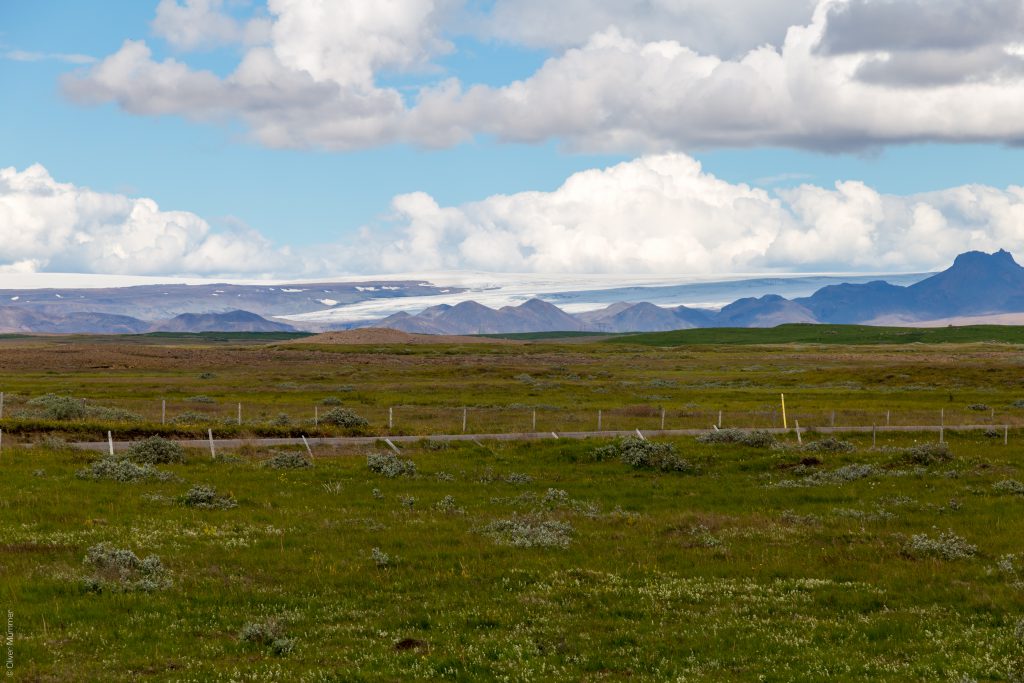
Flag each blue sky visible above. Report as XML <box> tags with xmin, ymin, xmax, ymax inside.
<box><xmin>3</xmin><ymin>0</ymin><xmax>1024</xmax><ymax>277</ymax></box>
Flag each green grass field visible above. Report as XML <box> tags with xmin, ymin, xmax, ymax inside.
<box><xmin>2</xmin><ymin>334</ymin><xmax>1024</xmax><ymax>680</ymax></box>
<box><xmin>3</xmin><ymin>430</ymin><xmax>1023</xmax><ymax>681</ymax></box>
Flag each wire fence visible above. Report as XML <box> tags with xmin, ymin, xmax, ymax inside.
<box><xmin>0</xmin><ymin>389</ymin><xmax>1020</xmax><ymax>437</ymax></box>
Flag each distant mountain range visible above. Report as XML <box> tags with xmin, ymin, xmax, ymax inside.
<box><xmin>0</xmin><ymin>250</ymin><xmax>1022</xmax><ymax>334</ymax></box>
<box><xmin>0</xmin><ymin>308</ymin><xmax>296</xmax><ymax>334</ymax></box>
<box><xmin>369</xmin><ymin>250</ymin><xmax>1024</xmax><ymax>334</ymax></box>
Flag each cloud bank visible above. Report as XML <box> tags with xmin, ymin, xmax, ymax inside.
<box><xmin>61</xmin><ymin>0</ymin><xmax>1024</xmax><ymax>152</ymax></box>
<box><xmin>0</xmin><ymin>164</ymin><xmax>286</xmax><ymax>276</ymax></box>
<box><xmin>5</xmin><ymin>158</ymin><xmax>1024</xmax><ymax>278</ymax></box>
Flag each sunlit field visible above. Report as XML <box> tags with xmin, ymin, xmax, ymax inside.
<box><xmin>2</xmin><ymin>332</ymin><xmax>1023</xmax><ymax>681</ymax></box>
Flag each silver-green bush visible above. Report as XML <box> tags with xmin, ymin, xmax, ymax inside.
<box><xmin>265</xmin><ymin>452</ymin><xmax>313</xmax><ymax>469</ymax></box>
<box><xmin>125</xmin><ymin>436</ymin><xmax>185</xmax><ymax>464</ymax></box>
<box><xmin>319</xmin><ymin>407</ymin><xmax>368</xmax><ymax>428</ymax></box>
<box><xmin>367</xmin><ymin>452</ymin><xmax>416</xmax><ymax>478</ymax></box>
<box><xmin>180</xmin><ymin>484</ymin><xmax>237</xmax><ymax>509</ymax></box>
<box><xmin>76</xmin><ymin>457</ymin><xmax>174</xmax><ymax>483</ymax></box>
<box><xmin>81</xmin><ymin>542</ymin><xmax>171</xmax><ymax>593</ymax></box>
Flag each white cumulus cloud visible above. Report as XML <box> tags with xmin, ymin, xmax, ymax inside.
<box><xmin>152</xmin><ymin>0</ymin><xmax>272</xmax><ymax>50</ymax></box>
<box><xmin>470</xmin><ymin>0</ymin><xmax>818</xmax><ymax>58</ymax></box>
<box><xmin>57</xmin><ymin>0</ymin><xmax>1024</xmax><ymax>152</ymax></box>
<box><xmin>4</xmin><ymin>156</ymin><xmax>1024</xmax><ymax>278</ymax></box>
<box><xmin>336</xmin><ymin>154</ymin><xmax>1024</xmax><ymax>275</ymax></box>
<box><xmin>0</xmin><ymin>164</ymin><xmax>288</xmax><ymax>276</ymax></box>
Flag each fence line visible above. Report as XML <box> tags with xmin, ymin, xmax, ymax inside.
<box><xmin>0</xmin><ymin>391</ymin><xmax>1021</xmax><ymax>438</ymax></box>
<box><xmin>59</xmin><ymin>422</ymin><xmax>1018</xmax><ymax>453</ymax></box>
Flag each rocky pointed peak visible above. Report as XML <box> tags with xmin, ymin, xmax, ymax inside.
<box><xmin>949</xmin><ymin>248</ymin><xmax>1020</xmax><ymax>272</ymax></box>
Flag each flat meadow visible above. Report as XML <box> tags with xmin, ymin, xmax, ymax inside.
<box><xmin>1</xmin><ymin>331</ymin><xmax>1023</xmax><ymax>681</ymax></box>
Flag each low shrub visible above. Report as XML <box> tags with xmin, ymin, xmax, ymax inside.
<box><xmin>185</xmin><ymin>395</ymin><xmax>215</xmax><ymax>403</ymax></box>
<box><xmin>901</xmin><ymin>442</ymin><xmax>952</xmax><ymax>465</ymax></box>
<box><xmin>320</xmin><ymin>397</ymin><xmax>343</xmax><ymax>406</ymax></box>
<box><xmin>697</xmin><ymin>428</ymin><xmax>776</xmax><ymax>448</ymax></box>
<box><xmin>594</xmin><ymin>437</ymin><xmax>692</xmax><ymax>473</ymax></box>
<box><xmin>505</xmin><ymin>472</ymin><xmax>533</xmax><ymax>484</ymax></box>
<box><xmin>775</xmin><ymin>464</ymin><xmax>875</xmax><ymax>488</ymax></box>
<box><xmin>903</xmin><ymin>531</ymin><xmax>977</xmax><ymax>560</ymax></box>
<box><xmin>81</xmin><ymin>542</ymin><xmax>171</xmax><ymax>593</ymax></box>
<box><xmin>968</xmin><ymin>403</ymin><xmax>990</xmax><ymax>411</ymax></box>
<box><xmin>170</xmin><ymin>411</ymin><xmax>211</xmax><ymax>425</ymax></box>
<box><xmin>271</xmin><ymin>413</ymin><xmax>293</xmax><ymax>427</ymax></box>
<box><xmin>319</xmin><ymin>407</ymin><xmax>368</xmax><ymax>428</ymax></box>
<box><xmin>27</xmin><ymin>394</ymin><xmax>87</xmax><ymax>420</ymax></box>
<box><xmin>24</xmin><ymin>394</ymin><xmax>141</xmax><ymax>422</ymax></box>
<box><xmin>125</xmin><ymin>436</ymin><xmax>185</xmax><ymax>464</ymax></box>
<box><xmin>264</xmin><ymin>452</ymin><xmax>313</xmax><ymax>469</ymax></box>
<box><xmin>367</xmin><ymin>452</ymin><xmax>416</xmax><ymax>478</ymax></box>
<box><xmin>372</xmin><ymin>547</ymin><xmax>391</xmax><ymax>568</ymax></box>
<box><xmin>76</xmin><ymin>458</ymin><xmax>174</xmax><ymax>483</ymax></box>
<box><xmin>180</xmin><ymin>484</ymin><xmax>237</xmax><ymax>509</ymax></box>
<box><xmin>434</xmin><ymin>495</ymin><xmax>465</xmax><ymax>515</ymax></box>
<box><xmin>993</xmin><ymin>479</ymin><xmax>1024</xmax><ymax>495</ymax></box>
<box><xmin>800</xmin><ymin>437</ymin><xmax>855</xmax><ymax>454</ymax></box>
<box><xmin>479</xmin><ymin>514</ymin><xmax>574</xmax><ymax>549</ymax></box>
<box><xmin>240</xmin><ymin>619</ymin><xmax>295</xmax><ymax>656</ymax></box>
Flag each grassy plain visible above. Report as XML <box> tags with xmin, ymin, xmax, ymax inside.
<box><xmin>1</xmin><ymin>332</ymin><xmax>1024</xmax><ymax>681</ymax></box>
<box><xmin>1</xmin><ymin>330</ymin><xmax>1024</xmax><ymax>439</ymax></box>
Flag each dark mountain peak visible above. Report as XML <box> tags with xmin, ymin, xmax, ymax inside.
<box><xmin>513</xmin><ymin>298</ymin><xmax>561</xmax><ymax>312</ymax></box>
<box><xmin>451</xmin><ymin>300</ymin><xmax>492</xmax><ymax>312</ymax></box>
<box><xmin>726</xmin><ymin>294</ymin><xmax>786</xmax><ymax>307</ymax></box>
<box><xmin>154</xmin><ymin>310</ymin><xmax>295</xmax><ymax>333</ymax></box>
<box><xmin>950</xmin><ymin>248</ymin><xmax>1019</xmax><ymax>271</ymax></box>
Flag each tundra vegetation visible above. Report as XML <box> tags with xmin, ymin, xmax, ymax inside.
<box><xmin>0</xmin><ymin>333</ymin><xmax>1023</xmax><ymax>680</ymax></box>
